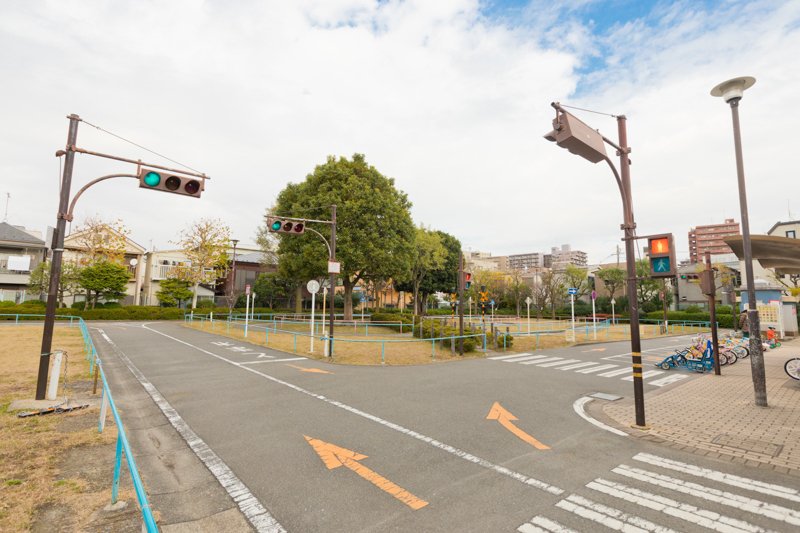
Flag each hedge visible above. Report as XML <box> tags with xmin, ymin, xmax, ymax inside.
<box><xmin>644</xmin><ymin>311</ymin><xmax>734</xmax><ymax>329</ymax></box>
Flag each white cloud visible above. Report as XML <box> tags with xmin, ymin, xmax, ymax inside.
<box><xmin>1</xmin><ymin>0</ymin><xmax>798</xmax><ymax>265</ymax></box>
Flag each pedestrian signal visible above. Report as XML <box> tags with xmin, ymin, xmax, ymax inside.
<box><xmin>647</xmin><ymin>233</ymin><xmax>676</xmax><ymax>278</ymax></box>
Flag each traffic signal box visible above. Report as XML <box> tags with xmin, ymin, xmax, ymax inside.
<box><xmin>647</xmin><ymin>234</ymin><xmax>676</xmax><ymax>278</ymax></box>
<box><xmin>139</xmin><ymin>168</ymin><xmax>203</xmax><ymax>198</ymax></box>
<box><xmin>267</xmin><ymin>216</ymin><xmax>305</xmax><ymax>235</ymax></box>
<box><xmin>464</xmin><ymin>272</ymin><xmax>472</xmax><ymax>290</ymax></box>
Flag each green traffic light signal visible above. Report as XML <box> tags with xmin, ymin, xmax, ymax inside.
<box><xmin>271</xmin><ymin>220</ymin><xmax>282</xmax><ymax>231</ymax></box>
<box><xmin>143</xmin><ymin>171</ymin><xmax>161</xmax><ymax>187</ymax></box>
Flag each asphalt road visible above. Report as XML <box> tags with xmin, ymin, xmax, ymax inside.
<box><xmin>95</xmin><ymin>322</ymin><xmax>800</xmax><ymax>532</ymax></box>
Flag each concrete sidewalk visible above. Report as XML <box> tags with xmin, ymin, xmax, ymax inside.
<box><xmin>603</xmin><ymin>338</ymin><xmax>800</xmax><ymax>477</ymax></box>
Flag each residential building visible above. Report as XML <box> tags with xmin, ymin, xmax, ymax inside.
<box><xmin>767</xmin><ymin>220</ymin><xmax>800</xmax><ymax>240</ymax></box>
<box><xmin>507</xmin><ymin>252</ymin><xmax>545</xmax><ymax>271</ymax></box>
<box><xmin>215</xmin><ymin>248</ymin><xmax>278</xmax><ymax>306</ymax></box>
<box><xmin>688</xmin><ymin>218</ymin><xmax>740</xmax><ymax>263</ymax></box>
<box><xmin>549</xmin><ymin>244</ymin><xmax>588</xmax><ymax>271</ymax></box>
<box><xmin>0</xmin><ymin>222</ymin><xmax>47</xmax><ymax>303</ymax></box>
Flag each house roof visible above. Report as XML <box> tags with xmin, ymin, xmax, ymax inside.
<box><xmin>724</xmin><ymin>235</ymin><xmax>800</xmax><ymax>275</ymax></box>
<box><xmin>0</xmin><ymin>222</ymin><xmax>46</xmax><ymax>246</ymax></box>
<box><xmin>237</xmin><ymin>250</ymin><xmax>277</xmax><ymax>264</ymax></box>
<box><xmin>766</xmin><ymin>220</ymin><xmax>800</xmax><ymax>236</ymax></box>
<box><xmin>64</xmin><ymin>226</ymin><xmax>146</xmax><ymax>254</ymax></box>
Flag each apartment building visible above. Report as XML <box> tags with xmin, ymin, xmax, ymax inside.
<box><xmin>507</xmin><ymin>252</ymin><xmax>545</xmax><ymax>271</ymax></box>
<box><xmin>688</xmin><ymin>218</ymin><xmax>740</xmax><ymax>263</ymax></box>
<box><xmin>549</xmin><ymin>244</ymin><xmax>588</xmax><ymax>271</ymax></box>
<box><xmin>0</xmin><ymin>222</ymin><xmax>47</xmax><ymax>303</ymax></box>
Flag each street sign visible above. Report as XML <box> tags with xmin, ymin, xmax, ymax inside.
<box><xmin>525</xmin><ymin>296</ymin><xmax>532</xmax><ymax>305</ymax></box>
<box><xmin>568</xmin><ymin>287</ymin><xmax>578</xmax><ymax>295</ymax></box>
<box><xmin>490</xmin><ymin>299</ymin><xmax>495</xmax><ymax>306</ymax></box>
<box><xmin>591</xmin><ymin>290</ymin><xmax>597</xmax><ymax>300</ymax></box>
<box><xmin>245</xmin><ymin>284</ymin><xmax>251</xmax><ymax>295</ymax></box>
<box><xmin>328</xmin><ymin>261</ymin><xmax>341</xmax><ymax>274</ymax></box>
<box><xmin>307</xmin><ymin>280</ymin><xmax>320</xmax><ymax>294</ymax></box>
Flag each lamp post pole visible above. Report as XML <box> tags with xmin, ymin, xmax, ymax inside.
<box><xmin>711</xmin><ymin>76</ymin><xmax>767</xmax><ymax>407</ymax></box>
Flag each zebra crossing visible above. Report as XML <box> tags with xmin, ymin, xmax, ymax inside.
<box><xmin>488</xmin><ymin>353</ymin><xmax>688</xmax><ymax>387</ymax></box>
<box><xmin>517</xmin><ymin>452</ymin><xmax>800</xmax><ymax>532</ymax></box>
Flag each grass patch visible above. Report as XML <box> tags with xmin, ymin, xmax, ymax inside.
<box><xmin>0</xmin><ymin>324</ymin><xmax>134</xmax><ymax>532</ymax></box>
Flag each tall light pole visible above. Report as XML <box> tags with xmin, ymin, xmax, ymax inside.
<box><xmin>229</xmin><ymin>238</ymin><xmax>239</xmax><ymax>313</ymax></box>
<box><xmin>711</xmin><ymin>76</ymin><xmax>767</xmax><ymax>407</ymax></box>
<box><xmin>545</xmin><ymin>103</ymin><xmax>647</xmax><ymax>428</ymax></box>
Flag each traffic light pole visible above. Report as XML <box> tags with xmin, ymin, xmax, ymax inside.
<box><xmin>36</xmin><ymin>114</ymin><xmax>81</xmax><ymax>400</ymax></box>
<box><xmin>329</xmin><ymin>204</ymin><xmax>337</xmax><ymax>358</ymax></box>
<box><xmin>458</xmin><ymin>254</ymin><xmax>464</xmax><ymax>355</ymax></box>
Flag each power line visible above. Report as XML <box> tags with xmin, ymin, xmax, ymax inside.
<box><xmin>560</xmin><ymin>103</ymin><xmax>618</xmax><ymax>118</ymax></box>
<box><xmin>80</xmin><ymin>118</ymin><xmax>203</xmax><ymax>174</ymax></box>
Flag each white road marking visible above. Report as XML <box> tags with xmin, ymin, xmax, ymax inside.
<box><xmin>522</xmin><ymin>516</ymin><xmax>578</xmax><ymax>533</ymax></box>
<box><xmin>504</xmin><ymin>354</ymin><xmax>550</xmax><ymax>363</ymax></box>
<box><xmin>622</xmin><ymin>370</ymin><xmax>663</xmax><ymax>381</ymax></box>
<box><xmin>104</xmin><ymin>330</ymin><xmax>285</xmax><ymax>533</ymax></box>
<box><xmin>520</xmin><ymin>356</ymin><xmax>563</xmax><ymax>365</ymax></box>
<box><xmin>633</xmin><ymin>453</ymin><xmax>800</xmax><ymax>504</ymax></box>
<box><xmin>489</xmin><ymin>353</ymin><xmax>532</xmax><ymax>360</ymax></box>
<box><xmin>576</xmin><ymin>364</ymin><xmax>618</xmax><ymax>374</ymax></box>
<box><xmin>572</xmin><ymin>397</ymin><xmax>628</xmax><ymax>437</ymax></box>
<box><xmin>647</xmin><ymin>375</ymin><xmax>688</xmax><ymax>387</ymax></box>
<box><xmin>140</xmin><ymin>324</ymin><xmax>565</xmax><ymax>496</ymax></box>
<box><xmin>557</xmin><ymin>493</ymin><xmax>679</xmax><ymax>532</ymax></box>
<box><xmin>598</xmin><ymin>367</ymin><xmax>634</xmax><ymax>378</ymax></box>
<box><xmin>557</xmin><ymin>361</ymin><xmax>598</xmax><ymax>371</ymax></box>
<box><xmin>588</xmin><ymin>478</ymin><xmax>772</xmax><ymax>533</ymax></box>
<box><xmin>613</xmin><ymin>464</ymin><xmax>800</xmax><ymax>526</ymax></box>
<box><xmin>517</xmin><ymin>523</ymin><xmax>549</xmax><ymax>533</ymax></box>
<box><xmin>240</xmin><ymin>357</ymin><xmax>306</xmax><ymax>365</ymax></box>
<box><xmin>537</xmin><ymin>358</ymin><xmax>580</xmax><ymax>368</ymax></box>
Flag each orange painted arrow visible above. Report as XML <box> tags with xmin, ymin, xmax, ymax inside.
<box><xmin>304</xmin><ymin>435</ymin><xmax>428</xmax><ymax>510</ymax></box>
<box><xmin>287</xmin><ymin>364</ymin><xmax>332</xmax><ymax>374</ymax></box>
<box><xmin>486</xmin><ymin>402</ymin><xmax>550</xmax><ymax>450</ymax></box>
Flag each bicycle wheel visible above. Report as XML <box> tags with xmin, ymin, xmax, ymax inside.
<box><xmin>726</xmin><ymin>351</ymin><xmax>738</xmax><ymax>365</ymax></box>
<box><xmin>785</xmin><ymin>358</ymin><xmax>800</xmax><ymax>380</ymax></box>
<box><xmin>732</xmin><ymin>346</ymin><xmax>748</xmax><ymax>359</ymax></box>
<box><xmin>717</xmin><ymin>353</ymin><xmax>728</xmax><ymax>366</ymax></box>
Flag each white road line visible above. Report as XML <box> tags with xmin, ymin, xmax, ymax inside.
<box><xmin>520</xmin><ymin>356</ymin><xmax>563</xmax><ymax>365</ymax></box>
<box><xmin>557</xmin><ymin>361</ymin><xmax>598</xmax><ymax>371</ymax></box>
<box><xmin>572</xmin><ymin>397</ymin><xmax>627</xmax><ymax>437</ymax></box>
<box><xmin>597</xmin><ymin>367</ymin><xmax>633</xmax><ymax>378</ymax></box>
<box><xmin>588</xmin><ymin>478</ymin><xmax>771</xmax><ymax>533</ymax></box>
<box><xmin>576</xmin><ymin>364</ymin><xmax>618</xmax><ymax>374</ymax></box>
<box><xmin>524</xmin><ymin>516</ymin><xmax>579</xmax><ymax>533</ymax></box>
<box><xmin>140</xmin><ymin>324</ymin><xmax>565</xmax><ymax>496</ymax></box>
<box><xmin>613</xmin><ymin>464</ymin><xmax>800</xmax><ymax>526</ymax></box>
<box><xmin>518</xmin><ymin>523</ymin><xmax>549</xmax><ymax>533</ymax></box>
<box><xmin>537</xmin><ymin>358</ymin><xmax>580</xmax><ymax>368</ymax></box>
<box><xmin>240</xmin><ymin>357</ymin><xmax>306</xmax><ymax>365</ymax></box>
<box><xmin>633</xmin><ymin>453</ymin><xmax>800</xmax><ymax>504</ymax></box>
<box><xmin>622</xmin><ymin>370</ymin><xmax>663</xmax><ymax>381</ymax></box>
<box><xmin>557</xmin><ymin>493</ymin><xmax>679</xmax><ymax>533</ymax></box>
<box><xmin>104</xmin><ymin>331</ymin><xmax>285</xmax><ymax>533</ymax></box>
<box><xmin>647</xmin><ymin>375</ymin><xmax>688</xmax><ymax>387</ymax></box>
<box><xmin>489</xmin><ymin>353</ymin><xmax>532</xmax><ymax>360</ymax></box>
<box><xmin>504</xmin><ymin>355</ymin><xmax>550</xmax><ymax>363</ymax></box>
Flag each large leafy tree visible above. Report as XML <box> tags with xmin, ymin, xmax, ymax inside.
<box><xmin>268</xmin><ymin>154</ymin><xmax>414</xmax><ymax>319</ymax></box>
<box><xmin>596</xmin><ymin>267</ymin><xmax>626</xmax><ymax>301</ymax></box>
<box><xmin>503</xmin><ymin>269</ymin><xmax>531</xmax><ymax>316</ymax></box>
<box><xmin>79</xmin><ymin>261</ymin><xmax>130</xmax><ymax>308</ymax></box>
<box><xmin>253</xmin><ymin>273</ymin><xmax>292</xmax><ymax>309</ymax></box>
<box><xmin>28</xmin><ymin>261</ymin><xmax>83</xmax><ymax>307</ymax></box>
<box><xmin>174</xmin><ymin>218</ymin><xmax>231</xmax><ymax>309</ymax></box>
<box><xmin>417</xmin><ymin>231</ymin><xmax>461</xmax><ymax>311</ymax></box>
<box><xmin>404</xmin><ymin>227</ymin><xmax>446</xmax><ymax>315</ymax></box>
<box><xmin>563</xmin><ymin>264</ymin><xmax>590</xmax><ymax>299</ymax></box>
<box><xmin>156</xmin><ymin>278</ymin><xmax>193</xmax><ymax>307</ymax></box>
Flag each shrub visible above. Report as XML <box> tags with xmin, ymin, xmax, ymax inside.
<box><xmin>684</xmin><ymin>305</ymin><xmax>702</xmax><ymax>313</ymax></box>
<box><xmin>0</xmin><ymin>301</ymin><xmax>16</xmax><ymax>307</ymax></box>
<box><xmin>196</xmin><ymin>299</ymin><xmax>215</xmax><ymax>309</ymax></box>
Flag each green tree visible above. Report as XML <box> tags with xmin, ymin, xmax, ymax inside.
<box><xmin>417</xmin><ymin>231</ymin><xmax>461</xmax><ymax>312</ymax></box>
<box><xmin>406</xmin><ymin>227</ymin><xmax>446</xmax><ymax>315</ymax></box>
<box><xmin>504</xmin><ymin>269</ymin><xmax>531</xmax><ymax>316</ymax></box>
<box><xmin>175</xmin><ymin>218</ymin><xmax>231</xmax><ymax>309</ymax></box>
<box><xmin>253</xmin><ymin>273</ymin><xmax>292</xmax><ymax>309</ymax></box>
<box><xmin>156</xmin><ymin>278</ymin><xmax>193</xmax><ymax>307</ymax></box>
<box><xmin>79</xmin><ymin>261</ymin><xmax>130</xmax><ymax>308</ymax></box>
<box><xmin>563</xmin><ymin>264</ymin><xmax>590</xmax><ymax>299</ymax></box>
<box><xmin>636</xmin><ymin>259</ymin><xmax>666</xmax><ymax>311</ymax></box>
<box><xmin>28</xmin><ymin>261</ymin><xmax>83</xmax><ymax>307</ymax></box>
<box><xmin>268</xmin><ymin>154</ymin><xmax>414</xmax><ymax>320</ymax></box>
<box><xmin>596</xmin><ymin>267</ymin><xmax>626</xmax><ymax>301</ymax></box>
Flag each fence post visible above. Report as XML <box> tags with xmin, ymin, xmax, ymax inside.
<box><xmin>111</xmin><ymin>433</ymin><xmax>123</xmax><ymax>504</ymax></box>
<box><xmin>381</xmin><ymin>342</ymin><xmax>385</xmax><ymax>364</ymax></box>
<box><xmin>98</xmin><ymin>386</ymin><xmax>109</xmax><ymax>433</ymax></box>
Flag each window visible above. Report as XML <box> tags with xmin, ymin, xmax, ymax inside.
<box><xmin>787</xmin><ymin>230</ymin><xmax>796</xmax><ymax>239</ymax></box>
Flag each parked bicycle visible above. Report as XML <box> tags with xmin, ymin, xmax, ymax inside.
<box><xmin>785</xmin><ymin>358</ymin><xmax>800</xmax><ymax>380</ymax></box>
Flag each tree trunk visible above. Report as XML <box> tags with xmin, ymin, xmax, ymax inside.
<box><xmin>295</xmin><ymin>286</ymin><xmax>303</xmax><ymax>314</ymax></box>
<box><xmin>191</xmin><ymin>282</ymin><xmax>199</xmax><ymax>309</ymax></box>
<box><xmin>343</xmin><ymin>278</ymin><xmax>354</xmax><ymax>320</ymax></box>
<box><xmin>83</xmin><ymin>291</ymin><xmax>91</xmax><ymax>310</ymax></box>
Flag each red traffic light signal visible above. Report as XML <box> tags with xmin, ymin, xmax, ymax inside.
<box><xmin>463</xmin><ymin>272</ymin><xmax>472</xmax><ymax>290</ymax></box>
<box><xmin>139</xmin><ymin>168</ymin><xmax>202</xmax><ymax>198</ymax></box>
<box><xmin>647</xmin><ymin>233</ymin><xmax>676</xmax><ymax>278</ymax></box>
<box><xmin>267</xmin><ymin>216</ymin><xmax>305</xmax><ymax>235</ymax></box>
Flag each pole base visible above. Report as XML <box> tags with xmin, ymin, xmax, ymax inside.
<box><xmin>630</xmin><ymin>423</ymin><xmax>651</xmax><ymax>431</ymax></box>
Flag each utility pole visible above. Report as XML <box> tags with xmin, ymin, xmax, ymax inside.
<box><xmin>458</xmin><ymin>254</ymin><xmax>464</xmax><ymax>354</ymax></box>
<box><xmin>704</xmin><ymin>251</ymin><xmax>721</xmax><ymax>376</ymax></box>
<box><xmin>36</xmin><ymin>114</ymin><xmax>80</xmax><ymax>400</ymax></box>
<box><xmin>328</xmin><ymin>204</ymin><xmax>336</xmax><ymax>358</ymax></box>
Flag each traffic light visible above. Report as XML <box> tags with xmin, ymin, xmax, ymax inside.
<box><xmin>267</xmin><ymin>216</ymin><xmax>305</xmax><ymax>235</ymax></box>
<box><xmin>464</xmin><ymin>272</ymin><xmax>472</xmax><ymax>290</ymax></box>
<box><xmin>138</xmin><ymin>168</ymin><xmax>202</xmax><ymax>198</ymax></box>
<box><xmin>647</xmin><ymin>233</ymin><xmax>676</xmax><ymax>278</ymax></box>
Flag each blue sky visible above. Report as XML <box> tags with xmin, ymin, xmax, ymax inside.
<box><xmin>2</xmin><ymin>0</ymin><xmax>799</xmax><ymax>263</ymax></box>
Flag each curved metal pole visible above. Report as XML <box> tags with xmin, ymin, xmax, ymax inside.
<box><xmin>603</xmin><ymin>156</ymin><xmax>626</xmax><ymax>212</ymax></box>
<box><xmin>304</xmin><ymin>226</ymin><xmax>332</xmax><ymax>259</ymax></box>
<box><xmin>66</xmin><ymin>174</ymin><xmax>139</xmax><ymax>220</ymax></box>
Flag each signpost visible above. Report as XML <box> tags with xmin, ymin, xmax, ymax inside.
<box><xmin>568</xmin><ymin>287</ymin><xmax>577</xmax><ymax>342</ymax></box>
<box><xmin>307</xmin><ymin>280</ymin><xmax>320</xmax><ymax>353</ymax></box>
<box><xmin>611</xmin><ymin>298</ymin><xmax>616</xmax><ymax>326</ymax></box>
<box><xmin>591</xmin><ymin>289</ymin><xmax>597</xmax><ymax>340</ymax></box>
<box><xmin>244</xmin><ymin>284</ymin><xmax>251</xmax><ymax>338</ymax></box>
<box><xmin>490</xmin><ymin>299</ymin><xmax>495</xmax><ymax>321</ymax></box>
<box><xmin>525</xmin><ymin>296</ymin><xmax>532</xmax><ymax>334</ymax></box>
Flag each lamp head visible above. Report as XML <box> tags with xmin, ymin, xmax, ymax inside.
<box><xmin>710</xmin><ymin>76</ymin><xmax>756</xmax><ymax>103</ymax></box>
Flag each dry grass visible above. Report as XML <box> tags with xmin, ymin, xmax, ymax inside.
<box><xmin>186</xmin><ymin>320</ymin><xmax>483</xmax><ymax>365</ymax></box>
<box><xmin>0</xmin><ymin>324</ymin><xmax>133</xmax><ymax>532</ymax></box>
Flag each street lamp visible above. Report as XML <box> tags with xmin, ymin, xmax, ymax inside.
<box><xmin>710</xmin><ymin>76</ymin><xmax>767</xmax><ymax>407</ymax></box>
<box><xmin>544</xmin><ymin>102</ymin><xmax>648</xmax><ymax>428</ymax></box>
<box><xmin>229</xmin><ymin>239</ymin><xmax>239</xmax><ymax>314</ymax></box>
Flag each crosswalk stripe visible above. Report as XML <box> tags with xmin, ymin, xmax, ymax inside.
<box><xmin>587</xmin><ymin>478</ymin><xmax>770</xmax><ymax>533</ymax></box>
<box><xmin>503</xmin><ymin>355</ymin><xmax>547</xmax><ymax>363</ymax></box>
<box><xmin>557</xmin><ymin>361</ymin><xmax>598</xmax><ymax>371</ymax></box>
<box><xmin>517</xmin><ymin>523</ymin><xmax>548</xmax><ymax>533</ymax></box>
<box><xmin>613</xmin><ymin>464</ymin><xmax>800</xmax><ymax>526</ymax></box>
<box><xmin>647</xmin><ymin>375</ymin><xmax>688</xmax><ymax>387</ymax></box>
<box><xmin>537</xmin><ymin>358</ymin><xmax>580</xmax><ymax>368</ymax></box>
<box><xmin>598</xmin><ymin>367</ymin><xmax>634</xmax><ymax>377</ymax></box>
<box><xmin>521</xmin><ymin>356</ymin><xmax>563</xmax><ymax>365</ymax></box>
<box><xmin>622</xmin><ymin>370</ymin><xmax>663</xmax><ymax>381</ymax></box>
<box><xmin>575</xmin><ymin>364</ymin><xmax>618</xmax><ymax>374</ymax></box>
<box><xmin>523</xmin><ymin>516</ymin><xmax>578</xmax><ymax>533</ymax></box>
<box><xmin>633</xmin><ymin>453</ymin><xmax>800</xmax><ymax>504</ymax></box>
<box><xmin>557</xmin><ymin>494</ymin><xmax>680</xmax><ymax>533</ymax></box>
<box><xmin>489</xmin><ymin>353</ymin><xmax>532</xmax><ymax>360</ymax></box>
